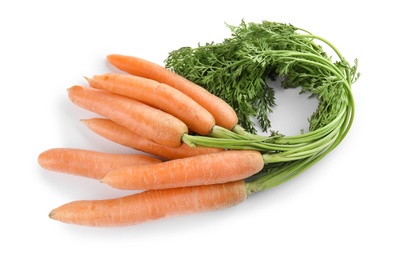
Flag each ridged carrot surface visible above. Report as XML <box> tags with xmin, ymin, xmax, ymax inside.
<box><xmin>49</xmin><ymin>180</ymin><xmax>247</xmax><ymax>227</ymax></box>
<box><xmin>67</xmin><ymin>86</ymin><xmax>188</xmax><ymax>147</ymax></box>
<box><xmin>87</xmin><ymin>73</ymin><xmax>215</xmax><ymax>135</ymax></box>
<box><xmin>106</xmin><ymin>54</ymin><xmax>238</xmax><ymax>130</ymax></box>
<box><xmin>38</xmin><ymin>148</ymin><xmax>162</xmax><ymax>180</ymax></box>
<box><xmin>81</xmin><ymin>118</ymin><xmax>223</xmax><ymax>160</ymax></box>
<box><xmin>101</xmin><ymin>150</ymin><xmax>264</xmax><ymax>190</ymax></box>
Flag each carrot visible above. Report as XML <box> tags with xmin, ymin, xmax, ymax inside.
<box><xmin>81</xmin><ymin>118</ymin><xmax>223</xmax><ymax>160</ymax></box>
<box><xmin>86</xmin><ymin>73</ymin><xmax>215</xmax><ymax>135</ymax></box>
<box><xmin>49</xmin><ymin>180</ymin><xmax>247</xmax><ymax>227</ymax></box>
<box><xmin>101</xmin><ymin>150</ymin><xmax>264</xmax><ymax>190</ymax></box>
<box><xmin>38</xmin><ymin>148</ymin><xmax>162</xmax><ymax>180</ymax></box>
<box><xmin>106</xmin><ymin>54</ymin><xmax>238</xmax><ymax>130</ymax></box>
<box><xmin>67</xmin><ymin>85</ymin><xmax>188</xmax><ymax>147</ymax></box>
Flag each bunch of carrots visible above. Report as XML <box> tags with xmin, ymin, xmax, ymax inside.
<box><xmin>39</xmin><ymin>54</ymin><xmax>272</xmax><ymax>227</ymax></box>
<box><xmin>39</xmin><ymin>21</ymin><xmax>357</xmax><ymax>228</ymax></box>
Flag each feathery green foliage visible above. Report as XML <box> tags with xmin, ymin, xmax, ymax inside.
<box><xmin>165</xmin><ymin>20</ymin><xmax>359</xmax><ymax>134</ymax></box>
<box><xmin>166</xmin><ymin>20</ymin><xmax>359</xmax><ymax>193</ymax></box>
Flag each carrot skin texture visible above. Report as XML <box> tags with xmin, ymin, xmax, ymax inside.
<box><xmin>38</xmin><ymin>148</ymin><xmax>162</xmax><ymax>180</ymax></box>
<box><xmin>81</xmin><ymin>118</ymin><xmax>223</xmax><ymax>160</ymax></box>
<box><xmin>49</xmin><ymin>180</ymin><xmax>247</xmax><ymax>227</ymax></box>
<box><xmin>106</xmin><ymin>54</ymin><xmax>238</xmax><ymax>130</ymax></box>
<box><xmin>67</xmin><ymin>86</ymin><xmax>188</xmax><ymax>147</ymax></box>
<box><xmin>87</xmin><ymin>73</ymin><xmax>215</xmax><ymax>135</ymax></box>
<box><xmin>102</xmin><ymin>150</ymin><xmax>264</xmax><ymax>190</ymax></box>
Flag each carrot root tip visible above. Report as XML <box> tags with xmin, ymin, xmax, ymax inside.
<box><xmin>48</xmin><ymin>210</ymin><xmax>55</xmax><ymax>219</ymax></box>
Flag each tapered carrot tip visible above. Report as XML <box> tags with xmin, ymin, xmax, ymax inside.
<box><xmin>48</xmin><ymin>210</ymin><xmax>56</xmax><ymax>219</ymax></box>
<box><xmin>83</xmin><ymin>76</ymin><xmax>97</xmax><ymax>87</ymax></box>
<box><xmin>49</xmin><ymin>209</ymin><xmax>62</xmax><ymax>222</ymax></box>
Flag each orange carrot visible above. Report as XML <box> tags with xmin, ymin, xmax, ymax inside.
<box><xmin>67</xmin><ymin>86</ymin><xmax>188</xmax><ymax>147</ymax></box>
<box><xmin>101</xmin><ymin>150</ymin><xmax>264</xmax><ymax>190</ymax></box>
<box><xmin>106</xmin><ymin>54</ymin><xmax>238</xmax><ymax>130</ymax></box>
<box><xmin>49</xmin><ymin>180</ymin><xmax>247</xmax><ymax>227</ymax></box>
<box><xmin>38</xmin><ymin>148</ymin><xmax>162</xmax><ymax>180</ymax></box>
<box><xmin>86</xmin><ymin>73</ymin><xmax>215</xmax><ymax>135</ymax></box>
<box><xmin>81</xmin><ymin>118</ymin><xmax>223</xmax><ymax>160</ymax></box>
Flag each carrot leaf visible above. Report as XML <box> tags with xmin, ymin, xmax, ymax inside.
<box><xmin>167</xmin><ymin>20</ymin><xmax>359</xmax><ymax>193</ymax></box>
<box><xmin>165</xmin><ymin>20</ymin><xmax>359</xmax><ymax>135</ymax></box>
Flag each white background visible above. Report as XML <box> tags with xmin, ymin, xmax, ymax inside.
<box><xmin>1</xmin><ymin>1</ymin><xmax>404</xmax><ymax>259</ymax></box>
